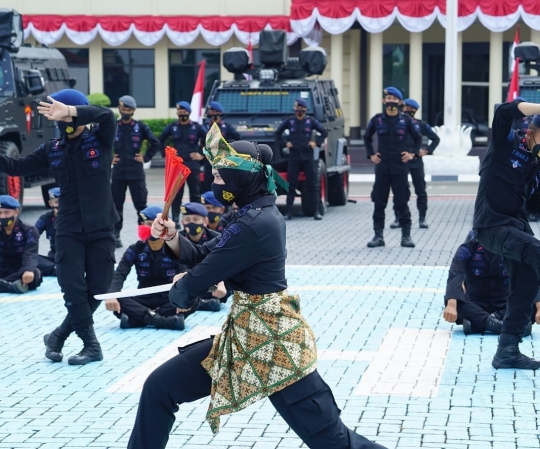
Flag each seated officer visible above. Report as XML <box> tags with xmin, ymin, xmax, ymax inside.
<box><xmin>201</xmin><ymin>191</ymin><xmax>226</xmax><ymax>233</ymax></box>
<box><xmin>180</xmin><ymin>202</ymin><xmax>231</xmax><ymax>311</ymax></box>
<box><xmin>104</xmin><ymin>206</ymin><xmax>185</xmax><ymax>330</ymax></box>
<box><xmin>35</xmin><ymin>187</ymin><xmax>60</xmax><ymax>276</ymax></box>
<box><xmin>443</xmin><ymin>232</ymin><xmax>540</xmax><ymax>335</ymax></box>
<box><xmin>0</xmin><ymin>195</ymin><xmax>42</xmax><ymax>293</ymax></box>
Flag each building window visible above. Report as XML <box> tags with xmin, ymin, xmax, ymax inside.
<box><xmin>383</xmin><ymin>44</ymin><xmax>410</xmax><ymax>99</ymax></box>
<box><xmin>461</xmin><ymin>43</ymin><xmax>490</xmax><ymax>124</ymax></box>
<box><xmin>103</xmin><ymin>49</ymin><xmax>155</xmax><ymax>108</ymax></box>
<box><xmin>58</xmin><ymin>48</ymin><xmax>89</xmax><ymax>95</ymax></box>
<box><xmin>169</xmin><ymin>49</ymin><xmax>220</xmax><ymax>108</ymax></box>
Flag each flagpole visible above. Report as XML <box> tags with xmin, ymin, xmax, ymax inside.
<box><xmin>443</xmin><ymin>0</ymin><xmax>458</xmax><ymax>130</ymax></box>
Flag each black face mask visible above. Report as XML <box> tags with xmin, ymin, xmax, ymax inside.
<box><xmin>404</xmin><ymin>110</ymin><xmax>416</xmax><ymax>117</ymax></box>
<box><xmin>209</xmin><ymin>114</ymin><xmax>221</xmax><ymax>122</ymax></box>
<box><xmin>295</xmin><ymin>110</ymin><xmax>306</xmax><ymax>118</ymax></box>
<box><xmin>121</xmin><ymin>113</ymin><xmax>133</xmax><ymax>121</ymax></box>
<box><xmin>207</xmin><ymin>211</ymin><xmax>222</xmax><ymax>224</ymax></box>
<box><xmin>178</xmin><ymin>115</ymin><xmax>190</xmax><ymax>123</ymax></box>
<box><xmin>212</xmin><ymin>183</ymin><xmax>242</xmax><ymax>206</ymax></box>
<box><xmin>57</xmin><ymin>121</ymin><xmax>77</xmax><ymax>135</ymax></box>
<box><xmin>184</xmin><ymin>222</ymin><xmax>204</xmax><ymax>236</ymax></box>
<box><xmin>385</xmin><ymin>102</ymin><xmax>400</xmax><ymax>111</ymax></box>
<box><xmin>0</xmin><ymin>216</ymin><xmax>15</xmax><ymax>228</ymax></box>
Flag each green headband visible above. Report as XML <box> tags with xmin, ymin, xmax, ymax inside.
<box><xmin>204</xmin><ymin>122</ymin><xmax>289</xmax><ymax>194</ymax></box>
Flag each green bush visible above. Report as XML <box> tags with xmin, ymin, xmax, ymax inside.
<box><xmin>87</xmin><ymin>93</ymin><xmax>111</xmax><ymax>107</ymax></box>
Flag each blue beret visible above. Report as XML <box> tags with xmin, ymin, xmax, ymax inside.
<box><xmin>176</xmin><ymin>101</ymin><xmax>192</xmax><ymax>113</ymax></box>
<box><xmin>208</xmin><ymin>101</ymin><xmax>223</xmax><ymax>113</ymax></box>
<box><xmin>139</xmin><ymin>206</ymin><xmax>163</xmax><ymax>221</ymax></box>
<box><xmin>201</xmin><ymin>191</ymin><xmax>224</xmax><ymax>207</ymax></box>
<box><xmin>532</xmin><ymin>115</ymin><xmax>540</xmax><ymax>128</ymax></box>
<box><xmin>0</xmin><ymin>195</ymin><xmax>20</xmax><ymax>209</ymax></box>
<box><xmin>404</xmin><ymin>98</ymin><xmax>420</xmax><ymax>110</ymax></box>
<box><xmin>295</xmin><ymin>98</ymin><xmax>308</xmax><ymax>108</ymax></box>
<box><xmin>119</xmin><ymin>95</ymin><xmax>137</xmax><ymax>109</ymax></box>
<box><xmin>50</xmin><ymin>89</ymin><xmax>89</xmax><ymax>106</ymax></box>
<box><xmin>48</xmin><ymin>187</ymin><xmax>61</xmax><ymax>199</ymax></box>
<box><xmin>181</xmin><ymin>202</ymin><xmax>207</xmax><ymax>217</ymax></box>
<box><xmin>383</xmin><ymin>87</ymin><xmax>403</xmax><ymax>101</ymax></box>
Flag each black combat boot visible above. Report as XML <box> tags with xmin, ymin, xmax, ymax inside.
<box><xmin>313</xmin><ymin>211</ymin><xmax>322</xmax><ymax>221</ymax></box>
<box><xmin>197</xmin><ymin>298</ymin><xmax>222</xmax><ymax>312</ymax></box>
<box><xmin>283</xmin><ymin>208</ymin><xmax>293</xmax><ymax>221</ymax></box>
<box><xmin>43</xmin><ymin>315</ymin><xmax>73</xmax><ymax>362</ymax></box>
<box><xmin>0</xmin><ymin>279</ymin><xmax>29</xmax><ymax>293</ymax></box>
<box><xmin>492</xmin><ymin>333</ymin><xmax>540</xmax><ymax>370</ymax></box>
<box><xmin>120</xmin><ymin>313</ymin><xmax>145</xmax><ymax>329</ymax></box>
<box><xmin>367</xmin><ymin>228</ymin><xmax>385</xmax><ymax>248</ymax></box>
<box><xmin>484</xmin><ymin>314</ymin><xmax>503</xmax><ymax>334</ymax></box>
<box><xmin>142</xmin><ymin>309</ymin><xmax>185</xmax><ymax>330</ymax></box>
<box><xmin>462</xmin><ymin>319</ymin><xmax>479</xmax><ymax>336</ymax></box>
<box><xmin>401</xmin><ymin>226</ymin><xmax>416</xmax><ymax>248</ymax></box>
<box><xmin>419</xmin><ymin>215</ymin><xmax>429</xmax><ymax>229</ymax></box>
<box><xmin>390</xmin><ymin>216</ymin><xmax>401</xmax><ymax>229</ymax></box>
<box><xmin>68</xmin><ymin>325</ymin><xmax>103</xmax><ymax>365</ymax></box>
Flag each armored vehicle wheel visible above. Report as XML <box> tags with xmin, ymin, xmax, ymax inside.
<box><xmin>328</xmin><ymin>156</ymin><xmax>349</xmax><ymax>206</ymax></box>
<box><xmin>301</xmin><ymin>159</ymin><xmax>328</xmax><ymax>216</ymax></box>
<box><xmin>0</xmin><ymin>141</ymin><xmax>24</xmax><ymax>207</ymax></box>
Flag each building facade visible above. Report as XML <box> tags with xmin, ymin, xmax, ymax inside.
<box><xmin>8</xmin><ymin>0</ymin><xmax>540</xmax><ymax>138</ymax></box>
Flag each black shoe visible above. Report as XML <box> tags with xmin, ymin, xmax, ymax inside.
<box><xmin>197</xmin><ymin>298</ymin><xmax>222</xmax><ymax>312</ymax></box>
<box><xmin>44</xmin><ymin>316</ymin><xmax>73</xmax><ymax>363</ymax></box>
<box><xmin>284</xmin><ymin>212</ymin><xmax>293</xmax><ymax>221</ymax></box>
<box><xmin>485</xmin><ymin>314</ymin><xmax>503</xmax><ymax>334</ymax></box>
<box><xmin>120</xmin><ymin>313</ymin><xmax>145</xmax><ymax>329</ymax></box>
<box><xmin>314</xmin><ymin>212</ymin><xmax>322</xmax><ymax>221</ymax></box>
<box><xmin>492</xmin><ymin>333</ymin><xmax>540</xmax><ymax>370</ymax></box>
<box><xmin>367</xmin><ymin>229</ymin><xmax>385</xmax><ymax>248</ymax></box>
<box><xmin>523</xmin><ymin>322</ymin><xmax>533</xmax><ymax>337</ymax></box>
<box><xmin>143</xmin><ymin>309</ymin><xmax>185</xmax><ymax>330</ymax></box>
<box><xmin>68</xmin><ymin>325</ymin><xmax>103</xmax><ymax>365</ymax></box>
<box><xmin>419</xmin><ymin>216</ymin><xmax>429</xmax><ymax>229</ymax></box>
<box><xmin>462</xmin><ymin>319</ymin><xmax>478</xmax><ymax>336</ymax></box>
<box><xmin>115</xmin><ymin>237</ymin><xmax>123</xmax><ymax>248</ymax></box>
<box><xmin>0</xmin><ymin>279</ymin><xmax>29</xmax><ymax>293</ymax></box>
<box><xmin>401</xmin><ymin>226</ymin><xmax>416</xmax><ymax>248</ymax></box>
<box><xmin>390</xmin><ymin>219</ymin><xmax>401</xmax><ymax>229</ymax></box>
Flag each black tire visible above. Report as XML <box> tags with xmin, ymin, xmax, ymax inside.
<box><xmin>301</xmin><ymin>159</ymin><xmax>328</xmax><ymax>216</ymax></box>
<box><xmin>41</xmin><ymin>182</ymin><xmax>58</xmax><ymax>208</ymax></box>
<box><xmin>328</xmin><ymin>155</ymin><xmax>349</xmax><ymax>206</ymax></box>
<box><xmin>0</xmin><ymin>141</ymin><xmax>24</xmax><ymax>208</ymax></box>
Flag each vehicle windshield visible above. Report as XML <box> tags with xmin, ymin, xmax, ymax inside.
<box><xmin>214</xmin><ymin>88</ymin><xmax>313</xmax><ymax>115</ymax></box>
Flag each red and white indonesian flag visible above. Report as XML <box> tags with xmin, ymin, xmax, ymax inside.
<box><xmin>507</xmin><ymin>26</ymin><xmax>520</xmax><ymax>102</ymax></box>
<box><xmin>190</xmin><ymin>60</ymin><xmax>206</xmax><ymax>124</ymax></box>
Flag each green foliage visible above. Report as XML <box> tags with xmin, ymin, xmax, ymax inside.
<box><xmin>87</xmin><ymin>93</ymin><xmax>111</xmax><ymax>107</ymax></box>
<box><xmin>139</xmin><ymin>118</ymin><xmax>176</xmax><ymax>154</ymax></box>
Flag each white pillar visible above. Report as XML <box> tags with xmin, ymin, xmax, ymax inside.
<box><xmin>488</xmin><ymin>31</ymin><xmax>503</xmax><ymax>126</ymax></box>
<box><xmin>409</xmin><ymin>32</ymin><xmax>423</xmax><ymax>108</ymax></box>
<box><xmin>368</xmin><ymin>32</ymin><xmax>383</xmax><ymax>120</ymax></box>
<box><xmin>88</xmin><ymin>39</ymin><xmax>103</xmax><ymax>94</ymax></box>
<box><xmin>331</xmin><ymin>33</ymin><xmax>344</xmax><ymax>102</ymax></box>
<box><xmin>443</xmin><ymin>0</ymin><xmax>458</xmax><ymax>129</ymax></box>
<box><xmin>531</xmin><ymin>29</ymin><xmax>540</xmax><ymax>45</ymax></box>
<box><xmin>154</xmin><ymin>39</ymin><xmax>169</xmax><ymax>119</ymax></box>
<box><xmin>349</xmin><ymin>29</ymin><xmax>361</xmax><ymax>132</ymax></box>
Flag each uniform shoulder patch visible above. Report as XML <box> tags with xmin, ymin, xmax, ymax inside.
<box><xmin>215</xmin><ymin>224</ymin><xmax>242</xmax><ymax>249</ymax></box>
<box><xmin>458</xmin><ymin>245</ymin><xmax>472</xmax><ymax>261</ymax></box>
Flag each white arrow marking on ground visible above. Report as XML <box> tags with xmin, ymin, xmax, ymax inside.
<box><xmin>354</xmin><ymin>328</ymin><xmax>452</xmax><ymax>398</ymax></box>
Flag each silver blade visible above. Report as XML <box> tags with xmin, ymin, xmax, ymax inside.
<box><xmin>94</xmin><ymin>283</ymin><xmax>173</xmax><ymax>300</ymax></box>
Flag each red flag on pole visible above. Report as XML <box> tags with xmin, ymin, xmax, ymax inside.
<box><xmin>507</xmin><ymin>25</ymin><xmax>520</xmax><ymax>102</ymax></box>
<box><xmin>190</xmin><ymin>60</ymin><xmax>206</xmax><ymax>124</ymax></box>
<box><xmin>161</xmin><ymin>146</ymin><xmax>191</xmax><ymax>222</ymax></box>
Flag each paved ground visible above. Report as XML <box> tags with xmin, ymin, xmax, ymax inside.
<box><xmin>2</xmin><ymin>169</ymin><xmax>540</xmax><ymax>449</ymax></box>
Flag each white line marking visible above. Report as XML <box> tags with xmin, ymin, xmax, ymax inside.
<box><xmin>107</xmin><ymin>325</ymin><xmax>222</xmax><ymax>393</ymax></box>
<box><xmin>354</xmin><ymin>328</ymin><xmax>451</xmax><ymax>398</ymax></box>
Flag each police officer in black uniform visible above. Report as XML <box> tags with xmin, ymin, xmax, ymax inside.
<box><xmin>473</xmin><ymin>101</ymin><xmax>540</xmax><ymax>370</ymax></box>
<box><xmin>159</xmin><ymin>101</ymin><xmax>206</xmax><ymax>226</ymax></box>
<box><xmin>202</xmin><ymin>101</ymin><xmax>241</xmax><ymax>192</ymax></box>
<box><xmin>0</xmin><ymin>195</ymin><xmax>42</xmax><ymax>293</ymax></box>
<box><xmin>201</xmin><ymin>191</ymin><xmax>226</xmax><ymax>233</ymax></box>
<box><xmin>443</xmin><ymin>231</ymin><xmax>539</xmax><ymax>336</ymax></box>
<box><xmin>112</xmin><ymin>95</ymin><xmax>161</xmax><ymax>248</ymax></box>
<box><xmin>104</xmin><ymin>206</ymin><xmax>185</xmax><ymax>330</ymax></box>
<box><xmin>35</xmin><ymin>187</ymin><xmax>60</xmax><ymax>276</ymax></box>
<box><xmin>275</xmin><ymin>98</ymin><xmax>328</xmax><ymax>221</ymax></box>
<box><xmin>364</xmin><ymin>87</ymin><xmax>422</xmax><ymax>248</ymax></box>
<box><xmin>390</xmin><ymin>98</ymin><xmax>440</xmax><ymax>229</ymax></box>
<box><xmin>0</xmin><ymin>89</ymin><xmax>119</xmax><ymax>365</ymax></box>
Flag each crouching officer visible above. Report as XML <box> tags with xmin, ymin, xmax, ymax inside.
<box><xmin>105</xmin><ymin>206</ymin><xmax>185</xmax><ymax>330</ymax></box>
<box><xmin>364</xmin><ymin>87</ymin><xmax>422</xmax><ymax>248</ymax></box>
<box><xmin>275</xmin><ymin>98</ymin><xmax>328</xmax><ymax>221</ymax></box>
<box><xmin>35</xmin><ymin>187</ymin><xmax>60</xmax><ymax>277</ymax></box>
<box><xmin>159</xmin><ymin>101</ymin><xmax>206</xmax><ymax>226</ymax></box>
<box><xmin>202</xmin><ymin>101</ymin><xmax>241</xmax><ymax>191</ymax></box>
<box><xmin>443</xmin><ymin>231</ymin><xmax>539</xmax><ymax>335</ymax></box>
<box><xmin>112</xmin><ymin>95</ymin><xmax>161</xmax><ymax>248</ymax></box>
<box><xmin>390</xmin><ymin>98</ymin><xmax>440</xmax><ymax>229</ymax></box>
<box><xmin>201</xmin><ymin>191</ymin><xmax>226</xmax><ymax>232</ymax></box>
<box><xmin>0</xmin><ymin>195</ymin><xmax>42</xmax><ymax>293</ymax></box>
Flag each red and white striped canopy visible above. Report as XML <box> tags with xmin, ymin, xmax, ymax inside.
<box><xmin>291</xmin><ymin>0</ymin><xmax>540</xmax><ymax>34</ymax></box>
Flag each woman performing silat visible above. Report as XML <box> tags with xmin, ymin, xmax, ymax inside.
<box><xmin>127</xmin><ymin>123</ymin><xmax>387</xmax><ymax>449</ymax></box>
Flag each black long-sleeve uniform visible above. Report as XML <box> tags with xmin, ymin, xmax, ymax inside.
<box><xmin>0</xmin><ymin>106</ymin><xmax>119</xmax><ymax>331</ymax></box>
<box><xmin>474</xmin><ymin>100</ymin><xmax>540</xmax><ymax>337</ymax></box>
<box><xmin>364</xmin><ymin>111</ymin><xmax>422</xmax><ymax>228</ymax></box>
<box><xmin>35</xmin><ymin>211</ymin><xmax>57</xmax><ymax>276</ymax></box>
